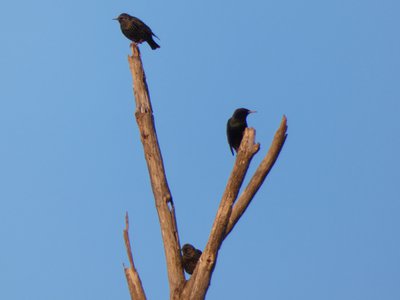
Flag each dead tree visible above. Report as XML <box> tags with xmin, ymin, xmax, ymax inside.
<box><xmin>122</xmin><ymin>44</ymin><xmax>288</xmax><ymax>300</ymax></box>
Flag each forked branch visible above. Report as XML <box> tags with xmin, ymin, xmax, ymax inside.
<box><xmin>181</xmin><ymin>129</ymin><xmax>260</xmax><ymax>299</ymax></box>
<box><xmin>225</xmin><ymin>115</ymin><xmax>288</xmax><ymax>237</ymax></box>
<box><xmin>181</xmin><ymin>118</ymin><xmax>287</xmax><ymax>299</ymax></box>
<box><xmin>124</xmin><ymin>43</ymin><xmax>287</xmax><ymax>300</ymax></box>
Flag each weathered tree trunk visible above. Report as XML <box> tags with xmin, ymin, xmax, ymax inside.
<box><xmin>122</xmin><ymin>44</ymin><xmax>288</xmax><ymax>300</ymax></box>
<box><xmin>125</xmin><ymin>45</ymin><xmax>185</xmax><ymax>300</ymax></box>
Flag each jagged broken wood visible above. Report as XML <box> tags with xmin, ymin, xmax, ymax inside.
<box><xmin>123</xmin><ymin>213</ymin><xmax>146</xmax><ymax>300</ymax></box>
<box><xmin>123</xmin><ymin>44</ymin><xmax>288</xmax><ymax>300</ymax></box>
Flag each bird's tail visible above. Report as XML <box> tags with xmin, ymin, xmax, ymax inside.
<box><xmin>147</xmin><ymin>37</ymin><xmax>160</xmax><ymax>50</ymax></box>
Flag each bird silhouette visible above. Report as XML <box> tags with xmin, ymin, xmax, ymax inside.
<box><xmin>114</xmin><ymin>13</ymin><xmax>160</xmax><ymax>50</ymax></box>
<box><xmin>182</xmin><ymin>244</ymin><xmax>202</xmax><ymax>275</ymax></box>
<box><xmin>227</xmin><ymin>108</ymin><xmax>256</xmax><ymax>155</ymax></box>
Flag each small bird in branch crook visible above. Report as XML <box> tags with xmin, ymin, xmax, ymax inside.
<box><xmin>227</xmin><ymin>108</ymin><xmax>256</xmax><ymax>155</ymax></box>
<box><xmin>182</xmin><ymin>244</ymin><xmax>202</xmax><ymax>275</ymax></box>
<box><xmin>113</xmin><ymin>13</ymin><xmax>160</xmax><ymax>50</ymax></box>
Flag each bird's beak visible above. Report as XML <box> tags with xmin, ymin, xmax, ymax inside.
<box><xmin>248</xmin><ymin>110</ymin><xmax>257</xmax><ymax>114</ymax></box>
<box><xmin>112</xmin><ymin>17</ymin><xmax>119</xmax><ymax>20</ymax></box>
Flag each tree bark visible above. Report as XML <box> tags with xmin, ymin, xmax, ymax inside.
<box><xmin>181</xmin><ymin>129</ymin><xmax>260</xmax><ymax>299</ymax></box>
<box><xmin>123</xmin><ymin>43</ymin><xmax>288</xmax><ymax>300</ymax></box>
<box><xmin>127</xmin><ymin>44</ymin><xmax>185</xmax><ymax>299</ymax></box>
<box><xmin>123</xmin><ymin>213</ymin><xmax>146</xmax><ymax>300</ymax></box>
<box><xmin>225</xmin><ymin>115</ymin><xmax>288</xmax><ymax>237</ymax></box>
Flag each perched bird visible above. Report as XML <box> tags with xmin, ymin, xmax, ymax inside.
<box><xmin>182</xmin><ymin>244</ymin><xmax>202</xmax><ymax>275</ymax></box>
<box><xmin>227</xmin><ymin>108</ymin><xmax>256</xmax><ymax>155</ymax></box>
<box><xmin>114</xmin><ymin>13</ymin><xmax>160</xmax><ymax>50</ymax></box>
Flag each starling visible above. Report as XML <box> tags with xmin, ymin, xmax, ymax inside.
<box><xmin>182</xmin><ymin>244</ymin><xmax>202</xmax><ymax>275</ymax></box>
<box><xmin>227</xmin><ymin>108</ymin><xmax>256</xmax><ymax>155</ymax></box>
<box><xmin>114</xmin><ymin>13</ymin><xmax>160</xmax><ymax>50</ymax></box>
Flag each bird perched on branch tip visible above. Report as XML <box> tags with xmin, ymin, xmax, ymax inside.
<box><xmin>114</xmin><ymin>13</ymin><xmax>160</xmax><ymax>50</ymax></box>
<box><xmin>227</xmin><ymin>108</ymin><xmax>256</xmax><ymax>155</ymax></box>
<box><xmin>182</xmin><ymin>244</ymin><xmax>202</xmax><ymax>275</ymax></box>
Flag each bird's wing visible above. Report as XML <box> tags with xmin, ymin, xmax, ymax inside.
<box><xmin>131</xmin><ymin>16</ymin><xmax>155</xmax><ymax>35</ymax></box>
<box><xmin>127</xmin><ymin>20</ymin><xmax>141</xmax><ymax>32</ymax></box>
<box><xmin>227</xmin><ymin>119</ymin><xmax>235</xmax><ymax>155</ymax></box>
<box><xmin>131</xmin><ymin>16</ymin><xmax>145</xmax><ymax>26</ymax></box>
<box><xmin>195</xmin><ymin>249</ymin><xmax>202</xmax><ymax>259</ymax></box>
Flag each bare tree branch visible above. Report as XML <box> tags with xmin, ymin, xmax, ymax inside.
<box><xmin>123</xmin><ymin>213</ymin><xmax>146</xmax><ymax>300</ymax></box>
<box><xmin>225</xmin><ymin>115</ymin><xmax>288</xmax><ymax>237</ymax></box>
<box><xmin>181</xmin><ymin>129</ymin><xmax>260</xmax><ymax>300</ymax></box>
<box><xmin>123</xmin><ymin>213</ymin><xmax>135</xmax><ymax>268</ymax></box>
<box><xmin>124</xmin><ymin>43</ymin><xmax>287</xmax><ymax>300</ymax></box>
<box><xmin>127</xmin><ymin>44</ymin><xmax>185</xmax><ymax>298</ymax></box>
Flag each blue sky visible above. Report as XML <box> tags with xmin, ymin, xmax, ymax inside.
<box><xmin>1</xmin><ymin>0</ymin><xmax>399</xmax><ymax>299</ymax></box>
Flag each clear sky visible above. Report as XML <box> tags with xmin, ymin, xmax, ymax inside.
<box><xmin>1</xmin><ymin>0</ymin><xmax>399</xmax><ymax>299</ymax></box>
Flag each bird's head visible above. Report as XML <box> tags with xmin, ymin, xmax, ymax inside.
<box><xmin>182</xmin><ymin>244</ymin><xmax>196</xmax><ymax>257</ymax></box>
<box><xmin>113</xmin><ymin>13</ymin><xmax>132</xmax><ymax>24</ymax></box>
<box><xmin>232</xmin><ymin>108</ymin><xmax>256</xmax><ymax>121</ymax></box>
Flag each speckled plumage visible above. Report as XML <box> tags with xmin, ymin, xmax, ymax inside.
<box><xmin>182</xmin><ymin>244</ymin><xmax>202</xmax><ymax>275</ymax></box>
<box><xmin>114</xmin><ymin>13</ymin><xmax>160</xmax><ymax>50</ymax></box>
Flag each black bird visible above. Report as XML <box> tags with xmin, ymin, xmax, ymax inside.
<box><xmin>114</xmin><ymin>13</ymin><xmax>160</xmax><ymax>50</ymax></box>
<box><xmin>227</xmin><ymin>108</ymin><xmax>256</xmax><ymax>155</ymax></box>
<box><xmin>182</xmin><ymin>244</ymin><xmax>202</xmax><ymax>275</ymax></box>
